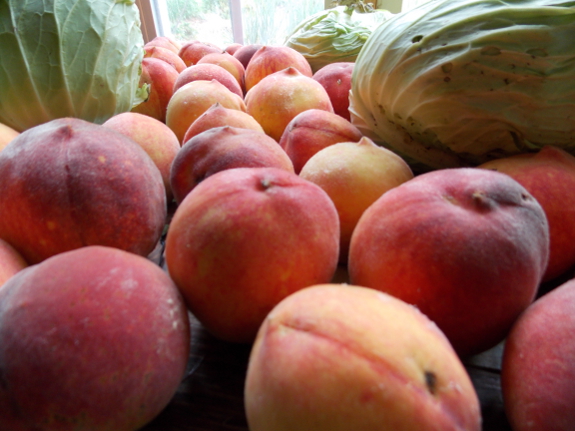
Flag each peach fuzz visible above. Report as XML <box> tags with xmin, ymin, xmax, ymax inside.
<box><xmin>300</xmin><ymin>137</ymin><xmax>414</xmax><ymax>263</ymax></box>
<box><xmin>182</xmin><ymin>103</ymin><xmax>264</xmax><ymax>144</ymax></box>
<box><xmin>244</xmin><ymin>283</ymin><xmax>482</xmax><ymax>431</ymax></box>
<box><xmin>0</xmin><ymin>238</ymin><xmax>27</xmax><ymax>288</ymax></box>
<box><xmin>501</xmin><ymin>278</ymin><xmax>575</xmax><ymax>431</ymax></box>
<box><xmin>197</xmin><ymin>52</ymin><xmax>246</xmax><ymax>93</ymax></box>
<box><xmin>312</xmin><ymin>62</ymin><xmax>354</xmax><ymax>121</ymax></box>
<box><xmin>173</xmin><ymin>63</ymin><xmax>243</xmax><ymax>97</ymax></box>
<box><xmin>0</xmin><ymin>118</ymin><xmax>167</xmax><ymax>264</ymax></box>
<box><xmin>165</xmin><ymin>167</ymin><xmax>340</xmax><ymax>344</ymax></box>
<box><xmin>131</xmin><ymin>57</ymin><xmax>180</xmax><ymax>123</ymax></box>
<box><xmin>144</xmin><ymin>45</ymin><xmax>187</xmax><ymax>73</ymax></box>
<box><xmin>170</xmin><ymin>126</ymin><xmax>294</xmax><ymax>204</ymax></box>
<box><xmin>245</xmin><ymin>67</ymin><xmax>334</xmax><ymax>142</ymax></box>
<box><xmin>348</xmin><ymin>168</ymin><xmax>550</xmax><ymax>357</ymax></box>
<box><xmin>166</xmin><ymin>79</ymin><xmax>247</xmax><ymax>144</ymax></box>
<box><xmin>103</xmin><ymin>112</ymin><xmax>181</xmax><ymax>203</ymax></box>
<box><xmin>279</xmin><ymin>108</ymin><xmax>363</xmax><ymax>173</ymax></box>
<box><xmin>479</xmin><ymin>146</ymin><xmax>575</xmax><ymax>282</ymax></box>
<box><xmin>244</xmin><ymin>45</ymin><xmax>313</xmax><ymax>92</ymax></box>
<box><xmin>178</xmin><ymin>40</ymin><xmax>221</xmax><ymax>67</ymax></box>
<box><xmin>0</xmin><ymin>245</ymin><xmax>190</xmax><ymax>431</ymax></box>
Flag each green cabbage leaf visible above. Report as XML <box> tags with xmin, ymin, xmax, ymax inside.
<box><xmin>350</xmin><ymin>0</ymin><xmax>575</xmax><ymax>172</ymax></box>
<box><xmin>285</xmin><ymin>5</ymin><xmax>394</xmax><ymax>73</ymax></box>
<box><xmin>0</xmin><ymin>0</ymin><xmax>145</xmax><ymax>132</ymax></box>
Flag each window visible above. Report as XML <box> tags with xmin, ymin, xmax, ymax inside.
<box><xmin>136</xmin><ymin>0</ymin><xmax>424</xmax><ymax>47</ymax></box>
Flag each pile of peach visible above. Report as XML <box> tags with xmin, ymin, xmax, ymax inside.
<box><xmin>0</xmin><ymin>36</ymin><xmax>574</xmax><ymax>431</ymax></box>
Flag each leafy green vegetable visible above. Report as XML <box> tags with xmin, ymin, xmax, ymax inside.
<box><xmin>284</xmin><ymin>4</ymin><xmax>394</xmax><ymax>73</ymax></box>
<box><xmin>0</xmin><ymin>0</ymin><xmax>145</xmax><ymax>132</ymax></box>
<box><xmin>350</xmin><ymin>0</ymin><xmax>575</xmax><ymax>172</ymax></box>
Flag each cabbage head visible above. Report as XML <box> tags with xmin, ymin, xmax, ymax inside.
<box><xmin>349</xmin><ymin>0</ymin><xmax>575</xmax><ymax>172</ymax></box>
<box><xmin>285</xmin><ymin>5</ymin><xmax>394</xmax><ymax>73</ymax></box>
<box><xmin>0</xmin><ymin>0</ymin><xmax>145</xmax><ymax>132</ymax></box>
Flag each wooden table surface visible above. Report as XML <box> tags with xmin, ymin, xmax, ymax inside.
<box><xmin>141</xmin><ymin>234</ymin><xmax>567</xmax><ymax>431</ymax></box>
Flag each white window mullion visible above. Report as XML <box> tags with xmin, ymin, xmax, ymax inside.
<box><xmin>229</xmin><ymin>0</ymin><xmax>244</xmax><ymax>45</ymax></box>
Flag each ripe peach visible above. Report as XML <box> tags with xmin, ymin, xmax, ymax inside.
<box><xmin>178</xmin><ymin>40</ymin><xmax>221</xmax><ymax>67</ymax></box>
<box><xmin>0</xmin><ymin>118</ymin><xmax>167</xmax><ymax>264</ymax></box>
<box><xmin>0</xmin><ymin>238</ymin><xmax>27</xmax><ymax>288</ymax></box>
<box><xmin>182</xmin><ymin>103</ymin><xmax>264</xmax><ymax>144</ymax></box>
<box><xmin>245</xmin><ymin>284</ymin><xmax>482</xmax><ymax>431</ymax></box>
<box><xmin>144</xmin><ymin>45</ymin><xmax>187</xmax><ymax>73</ymax></box>
<box><xmin>224</xmin><ymin>43</ymin><xmax>243</xmax><ymax>56</ymax></box>
<box><xmin>0</xmin><ymin>245</ymin><xmax>190</xmax><ymax>431</ymax></box>
<box><xmin>479</xmin><ymin>146</ymin><xmax>575</xmax><ymax>282</ymax></box>
<box><xmin>0</xmin><ymin>122</ymin><xmax>19</xmax><ymax>152</ymax></box>
<box><xmin>244</xmin><ymin>45</ymin><xmax>313</xmax><ymax>92</ymax></box>
<box><xmin>501</xmin><ymin>278</ymin><xmax>575</xmax><ymax>431</ymax></box>
<box><xmin>279</xmin><ymin>108</ymin><xmax>363</xmax><ymax>173</ymax></box>
<box><xmin>197</xmin><ymin>52</ymin><xmax>246</xmax><ymax>93</ymax></box>
<box><xmin>245</xmin><ymin>67</ymin><xmax>334</xmax><ymax>142</ymax></box>
<box><xmin>131</xmin><ymin>57</ymin><xmax>180</xmax><ymax>123</ymax></box>
<box><xmin>165</xmin><ymin>167</ymin><xmax>340</xmax><ymax>343</ymax></box>
<box><xmin>166</xmin><ymin>79</ymin><xmax>247</xmax><ymax>143</ymax></box>
<box><xmin>313</xmin><ymin>62</ymin><xmax>354</xmax><ymax>121</ymax></box>
<box><xmin>233</xmin><ymin>43</ymin><xmax>263</xmax><ymax>69</ymax></box>
<box><xmin>171</xmin><ymin>126</ymin><xmax>294</xmax><ymax>204</ymax></box>
<box><xmin>173</xmin><ymin>63</ymin><xmax>243</xmax><ymax>97</ymax></box>
<box><xmin>300</xmin><ymin>137</ymin><xmax>414</xmax><ymax>263</ymax></box>
<box><xmin>145</xmin><ymin>35</ymin><xmax>182</xmax><ymax>55</ymax></box>
<box><xmin>103</xmin><ymin>112</ymin><xmax>181</xmax><ymax>203</ymax></box>
<box><xmin>348</xmin><ymin>168</ymin><xmax>550</xmax><ymax>357</ymax></box>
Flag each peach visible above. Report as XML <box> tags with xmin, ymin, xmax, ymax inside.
<box><xmin>0</xmin><ymin>118</ymin><xmax>167</xmax><ymax>264</ymax></box>
<box><xmin>479</xmin><ymin>146</ymin><xmax>575</xmax><ymax>282</ymax></box>
<box><xmin>165</xmin><ymin>167</ymin><xmax>340</xmax><ymax>343</ymax></box>
<box><xmin>173</xmin><ymin>63</ymin><xmax>244</xmax><ymax>97</ymax></box>
<box><xmin>170</xmin><ymin>126</ymin><xmax>294</xmax><ymax>204</ymax></box>
<box><xmin>312</xmin><ymin>62</ymin><xmax>354</xmax><ymax>121</ymax></box>
<box><xmin>224</xmin><ymin>43</ymin><xmax>243</xmax><ymax>56</ymax></box>
<box><xmin>103</xmin><ymin>112</ymin><xmax>181</xmax><ymax>203</ymax></box>
<box><xmin>178</xmin><ymin>40</ymin><xmax>221</xmax><ymax>67</ymax></box>
<box><xmin>245</xmin><ymin>67</ymin><xmax>334</xmax><ymax>142</ymax></box>
<box><xmin>0</xmin><ymin>122</ymin><xmax>19</xmax><ymax>152</ymax></box>
<box><xmin>166</xmin><ymin>79</ymin><xmax>247</xmax><ymax>144</ymax></box>
<box><xmin>144</xmin><ymin>45</ymin><xmax>187</xmax><ymax>73</ymax></box>
<box><xmin>244</xmin><ymin>45</ymin><xmax>313</xmax><ymax>92</ymax></box>
<box><xmin>182</xmin><ymin>103</ymin><xmax>264</xmax><ymax>144</ymax></box>
<box><xmin>197</xmin><ymin>52</ymin><xmax>246</xmax><ymax>92</ymax></box>
<box><xmin>145</xmin><ymin>35</ymin><xmax>182</xmax><ymax>54</ymax></box>
<box><xmin>0</xmin><ymin>238</ymin><xmax>27</xmax><ymax>288</ymax></box>
<box><xmin>131</xmin><ymin>57</ymin><xmax>180</xmax><ymax>123</ymax></box>
<box><xmin>233</xmin><ymin>43</ymin><xmax>263</xmax><ymax>69</ymax></box>
<box><xmin>300</xmin><ymin>137</ymin><xmax>414</xmax><ymax>263</ymax></box>
<box><xmin>245</xmin><ymin>283</ymin><xmax>482</xmax><ymax>431</ymax></box>
<box><xmin>501</xmin><ymin>278</ymin><xmax>575</xmax><ymax>431</ymax></box>
<box><xmin>279</xmin><ymin>108</ymin><xmax>363</xmax><ymax>173</ymax></box>
<box><xmin>0</xmin><ymin>245</ymin><xmax>190</xmax><ymax>431</ymax></box>
<box><xmin>348</xmin><ymin>168</ymin><xmax>550</xmax><ymax>357</ymax></box>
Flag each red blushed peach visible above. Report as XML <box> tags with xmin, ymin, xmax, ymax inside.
<box><xmin>178</xmin><ymin>40</ymin><xmax>221</xmax><ymax>67</ymax></box>
<box><xmin>197</xmin><ymin>52</ymin><xmax>246</xmax><ymax>93</ymax></box>
<box><xmin>501</xmin><ymin>278</ymin><xmax>575</xmax><ymax>431</ymax></box>
<box><xmin>479</xmin><ymin>146</ymin><xmax>575</xmax><ymax>282</ymax></box>
<box><xmin>224</xmin><ymin>43</ymin><xmax>243</xmax><ymax>56</ymax></box>
<box><xmin>182</xmin><ymin>103</ymin><xmax>264</xmax><ymax>144</ymax></box>
<box><xmin>0</xmin><ymin>245</ymin><xmax>190</xmax><ymax>431</ymax></box>
<box><xmin>313</xmin><ymin>62</ymin><xmax>354</xmax><ymax>121</ymax></box>
<box><xmin>165</xmin><ymin>167</ymin><xmax>340</xmax><ymax>343</ymax></box>
<box><xmin>166</xmin><ymin>79</ymin><xmax>247</xmax><ymax>144</ymax></box>
<box><xmin>279</xmin><ymin>108</ymin><xmax>363</xmax><ymax>173</ymax></box>
<box><xmin>0</xmin><ymin>118</ymin><xmax>167</xmax><ymax>264</ymax></box>
<box><xmin>348</xmin><ymin>168</ymin><xmax>550</xmax><ymax>358</ymax></box>
<box><xmin>0</xmin><ymin>238</ymin><xmax>27</xmax><ymax>288</ymax></box>
<box><xmin>233</xmin><ymin>43</ymin><xmax>263</xmax><ymax>69</ymax></box>
<box><xmin>144</xmin><ymin>45</ymin><xmax>187</xmax><ymax>73</ymax></box>
<box><xmin>173</xmin><ymin>63</ymin><xmax>243</xmax><ymax>97</ymax></box>
<box><xmin>245</xmin><ymin>284</ymin><xmax>482</xmax><ymax>431</ymax></box>
<box><xmin>103</xmin><ymin>112</ymin><xmax>181</xmax><ymax>203</ymax></box>
<box><xmin>170</xmin><ymin>126</ymin><xmax>294</xmax><ymax>204</ymax></box>
<box><xmin>244</xmin><ymin>45</ymin><xmax>313</xmax><ymax>92</ymax></box>
<box><xmin>245</xmin><ymin>67</ymin><xmax>334</xmax><ymax>142</ymax></box>
<box><xmin>131</xmin><ymin>57</ymin><xmax>180</xmax><ymax>123</ymax></box>
<box><xmin>145</xmin><ymin>36</ymin><xmax>182</xmax><ymax>55</ymax></box>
